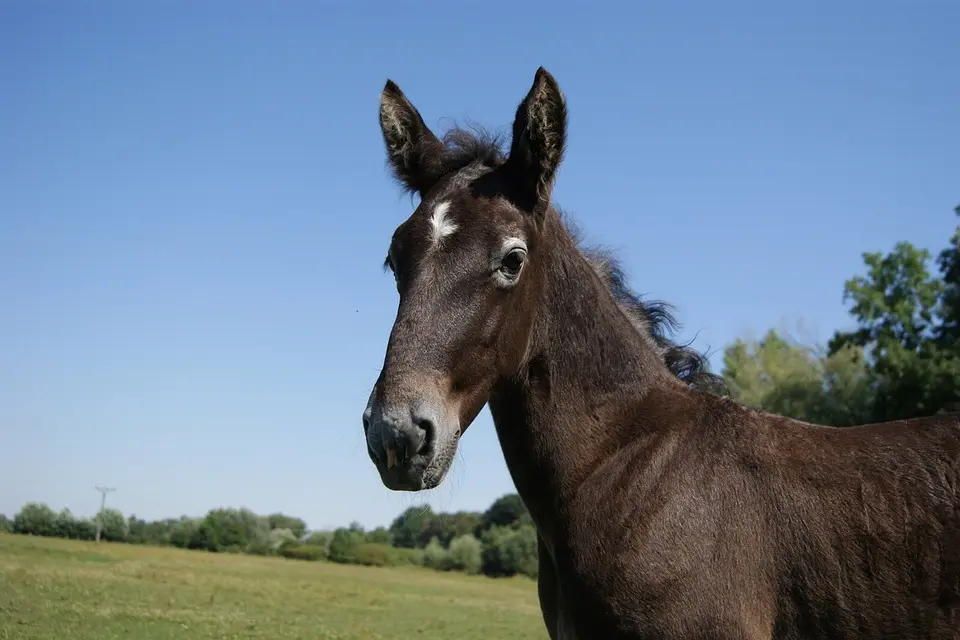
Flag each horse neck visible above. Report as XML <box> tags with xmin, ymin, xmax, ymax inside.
<box><xmin>487</xmin><ymin>212</ymin><xmax>677</xmax><ymax>542</ymax></box>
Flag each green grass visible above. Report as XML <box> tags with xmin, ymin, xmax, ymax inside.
<box><xmin>0</xmin><ymin>533</ymin><xmax>547</xmax><ymax>639</ymax></box>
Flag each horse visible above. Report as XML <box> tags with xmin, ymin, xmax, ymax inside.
<box><xmin>360</xmin><ymin>67</ymin><xmax>960</xmax><ymax>638</ymax></box>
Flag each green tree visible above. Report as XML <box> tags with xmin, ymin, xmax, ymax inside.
<box><xmin>389</xmin><ymin>506</ymin><xmax>443</xmax><ymax>549</ymax></box>
<box><xmin>52</xmin><ymin>508</ymin><xmax>77</xmax><ymax>539</ymax></box>
<box><xmin>437</xmin><ymin>511</ymin><xmax>483</xmax><ymax>546</ymax></box>
<box><xmin>141</xmin><ymin>518</ymin><xmax>176</xmax><ymax>546</ymax></box>
<box><xmin>722</xmin><ymin>328</ymin><xmax>872</xmax><ymax>426</ymax></box>
<box><xmin>422</xmin><ymin>536</ymin><xmax>452</xmax><ymax>571</ymax></box>
<box><xmin>448</xmin><ymin>534</ymin><xmax>483</xmax><ymax>574</ymax></box>
<box><xmin>126</xmin><ymin>515</ymin><xmax>149</xmax><ymax>543</ymax></box>
<box><xmin>267</xmin><ymin>513</ymin><xmax>308</xmax><ymax>539</ymax></box>
<box><xmin>303</xmin><ymin>530</ymin><xmax>332</xmax><ymax>555</ymax></box>
<box><xmin>933</xmin><ymin>204</ymin><xmax>960</xmax><ymax>348</ymax></box>
<box><xmin>189</xmin><ymin>508</ymin><xmax>269</xmax><ymax>552</ymax></box>
<box><xmin>366</xmin><ymin>526</ymin><xmax>392</xmax><ymax>545</ymax></box>
<box><xmin>168</xmin><ymin>517</ymin><xmax>201</xmax><ymax>548</ymax></box>
<box><xmin>75</xmin><ymin>518</ymin><xmax>97</xmax><ymax>540</ymax></box>
<box><xmin>505</xmin><ymin>524</ymin><xmax>539</xmax><ymax>578</ymax></box>
<box><xmin>478</xmin><ymin>524</ymin><xmax>539</xmax><ymax>578</ymax></box>
<box><xmin>13</xmin><ymin>503</ymin><xmax>57</xmax><ymax>537</ymax></box>
<box><xmin>267</xmin><ymin>528</ymin><xmax>298</xmax><ymax>552</ymax></box>
<box><xmin>98</xmin><ymin>508</ymin><xmax>129</xmax><ymax>542</ymax></box>
<box><xmin>0</xmin><ymin>515</ymin><xmax>12</xmax><ymax>533</ymax></box>
<box><xmin>327</xmin><ymin>527</ymin><xmax>364</xmax><ymax>564</ymax></box>
<box><xmin>480</xmin><ymin>494</ymin><xmax>530</xmax><ymax>533</ymax></box>
<box><xmin>829</xmin><ymin>236</ymin><xmax>960</xmax><ymax>421</ymax></box>
<box><xmin>479</xmin><ymin>526</ymin><xmax>512</xmax><ymax>577</ymax></box>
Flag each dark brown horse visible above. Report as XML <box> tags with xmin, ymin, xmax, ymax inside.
<box><xmin>361</xmin><ymin>67</ymin><xmax>960</xmax><ymax>638</ymax></box>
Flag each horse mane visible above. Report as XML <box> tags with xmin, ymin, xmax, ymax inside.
<box><xmin>417</xmin><ymin>124</ymin><xmax>728</xmax><ymax>395</ymax></box>
<box><xmin>576</xmin><ymin>239</ymin><xmax>728</xmax><ymax>395</ymax></box>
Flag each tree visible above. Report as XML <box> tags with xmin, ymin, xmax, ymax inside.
<box><xmin>267</xmin><ymin>513</ymin><xmax>307</xmax><ymax>539</ymax></box>
<box><xmin>328</xmin><ymin>527</ymin><xmax>364</xmax><ymax>564</ymax></box>
<box><xmin>389</xmin><ymin>506</ymin><xmax>443</xmax><ymax>549</ymax></box>
<box><xmin>189</xmin><ymin>508</ymin><xmax>270</xmax><ymax>552</ymax></box>
<box><xmin>13</xmin><ymin>503</ymin><xmax>57</xmax><ymax>537</ymax></box>
<box><xmin>933</xmin><ymin>204</ymin><xmax>960</xmax><ymax>348</ymax></box>
<box><xmin>422</xmin><ymin>536</ymin><xmax>452</xmax><ymax>571</ymax></box>
<box><xmin>437</xmin><ymin>511</ymin><xmax>483</xmax><ymax>546</ymax></box>
<box><xmin>366</xmin><ymin>526</ymin><xmax>392</xmax><ymax>545</ymax></box>
<box><xmin>0</xmin><ymin>515</ymin><xmax>12</xmax><ymax>533</ymax></box>
<box><xmin>829</xmin><ymin>231</ymin><xmax>960</xmax><ymax>421</ymax></box>
<box><xmin>722</xmin><ymin>328</ymin><xmax>872</xmax><ymax>426</ymax></box>
<box><xmin>480</xmin><ymin>494</ymin><xmax>530</xmax><ymax>532</ymax></box>
<box><xmin>448</xmin><ymin>534</ymin><xmax>483</xmax><ymax>574</ymax></box>
<box><xmin>52</xmin><ymin>508</ymin><xmax>78</xmax><ymax>539</ymax></box>
<box><xmin>502</xmin><ymin>524</ymin><xmax>539</xmax><ymax>578</ymax></box>
<box><xmin>727</xmin><ymin>203</ymin><xmax>960</xmax><ymax>425</ymax></box>
<box><xmin>127</xmin><ymin>515</ymin><xmax>149</xmax><ymax>543</ymax></box>
<box><xmin>267</xmin><ymin>528</ymin><xmax>298</xmax><ymax>552</ymax></box>
<box><xmin>479</xmin><ymin>525</ymin><xmax>538</xmax><ymax>578</ymax></box>
<box><xmin>168</xmin><ymin>517</ymin><xmax>201</xmax><ymax>548</ymax></box>
<box><xmin>303</xmin><ymin>530</ymin><xmax>332</xmax><ymax>554</ymax></box>
<box><xmin>97</xmin><ymin>508</ymin><xmax>129</xmax><ymax>542</ymax></box>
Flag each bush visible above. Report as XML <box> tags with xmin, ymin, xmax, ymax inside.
<box><xmin>448</xmin><ymin>534</ymin><xmax>483</xmax><ymax>574</ymax></box>
<box><xmin>245</xmin><ymin>536</ymin><xmax>274</xmax><ymax>556</ymax></box>
<box><xmin>480</xmin><ymin>525</ymin><xmax>539</xmax><ymax>578</ymax></box>
<box><xmin>168</xmin><ymin>518</ymin><xmax>200</xmax><ymax>548</ymax></box>
<box><xmin>352</xmin><ymin>543</ymin><xmax>396</xmax><ymax>567</ymax></box>
<box><xmin>303</xmin><ymin>530</ymin><xmax>332</xmax><ymax>553</ymax></box>
<box><xmin>98</xmin><ymin>508</ymin><xmax>129</xmax><ymax>542</ymax></box>
<box><xmin>422</xmin><ymin>536</ymin><xmax>452</xmax><ymax>571</ymax></box>
<box><xmin>366</xmin><ymin>526</ymin><xmax>392</xmax><ymax>545</ymax></box>
<box><xmin>53</xmin><ymin>508</ymin><xmax>77</xmax><ymax>539</ymax></box>
<box><xmin>503</xmin><ymin>524</ymin><xmax>538</xmax><ymax>578</ymax></box>
<box><xmin>278</xmin><ymin>543</ymin><xmax>325</xmax><ymax>562</ymax></box>
<box><xmin>73</xmin><ymin>518</ymin><xmax>97</xmax><ymax>541</ymax></box>
<box><xmin>13</xmin><ymin>503</ymin><xmax>57</xmax><ymax>537</ymax></box>
<box><xmin>390</xmin><ymin>546</ymin><xmax>423</xmax><ymax>566</ymax></box>
<box><xmin>268</xmin><ymin>528</ymin><xmax>298</xmax><ymax>552</ymax></box>
<box><xmin>327</xmin><ymin>527</ymin><xmax>364</xmax><ymax>564</ymax></box>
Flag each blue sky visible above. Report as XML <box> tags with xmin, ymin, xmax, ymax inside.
<box><xmin>1</xmin><ymin>1</ymin><xmax>957</xmax><ymax>531</ymax></box>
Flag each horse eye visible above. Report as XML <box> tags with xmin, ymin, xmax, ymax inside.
<box><xmin>501</xmin><ymin>249</ymin><xmax>526</xmax><ymax>277</ymax></box>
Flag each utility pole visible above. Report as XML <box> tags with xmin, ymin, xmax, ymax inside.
<box><xmin>94</xmin><ymin>486</ymin><xmax>115</xmax><ymax>543</ymax></box>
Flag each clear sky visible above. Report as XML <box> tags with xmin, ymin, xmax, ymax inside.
<box><xmin>1</xmin><ymin>2</ymin><xmax>957</xmax><ymax>531</ymax></box>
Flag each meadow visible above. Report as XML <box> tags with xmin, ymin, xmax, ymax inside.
<box><xmin>0</xmin><ymin>533</ymin><xmax>547</xmax><ymax>639</ymax></box>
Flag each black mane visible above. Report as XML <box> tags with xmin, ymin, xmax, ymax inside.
<box><xmin>578</xmin><ymin>241</ymin><xmax>727</xmax><ymax>395</ymax></box>
<box><xmin>421</xmin><ymin>125</ymin><xmax>727</xmax><ymax>395</ymax></box>
<box><xmin>387</xmin><ymin>124</ymin><xmax>507</xmax><ymax>197</ymax></box>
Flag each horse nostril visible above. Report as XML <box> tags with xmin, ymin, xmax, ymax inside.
<box><xmin>414</xmin><ymin>417</ymin><xmax>435</xmax><ymax>455</ymax></box>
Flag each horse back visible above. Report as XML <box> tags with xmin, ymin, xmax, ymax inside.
<box><xmin>566</xmin><ymin>392</ymin><xmax>960</xmax><ymax>638</ymax></box>
<box><xmin>759</xmin><ymin>408</ymin><xmax>960</xmax><ymax>637</ymax></box>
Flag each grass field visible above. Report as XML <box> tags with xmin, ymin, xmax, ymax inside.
<box><xmin>0</xmin><ymin>533</ymin><xmax>547</xmax><ymax>639</ymax></box>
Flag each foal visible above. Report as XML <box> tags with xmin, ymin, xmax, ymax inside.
<box><xmin>361</xmin><ymin>67</ymin><xmax>960</xmax><ymax>638</ymax></box>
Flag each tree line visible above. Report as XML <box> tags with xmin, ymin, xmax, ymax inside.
<box><xmin>0</xmin><ymin>493</ymin><xmax>538</xmax><ymax>579</ymax></box>
<box><xmin>3</xmin><ymin>203</ymin><xmax>957</xmax><ymax>578</ymax></box>
<box><xmin>721</xmin><ymin>204</ymin><xmax>960</xmax><ymax>426</ymax></box>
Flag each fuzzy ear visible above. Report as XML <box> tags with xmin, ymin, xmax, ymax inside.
<box><xmin>505</xmin><ymin>67</ymin><xmax>567</xmax><ymax>218</ymax></box>
<box><xmin>379</xmin><ymin>80</ymin><xmax>445</xmax><ymax>195</ymax></box>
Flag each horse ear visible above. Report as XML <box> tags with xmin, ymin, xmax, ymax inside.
<box><xmin>379</xmin><ymin>80</ymin><xmax>445</xmax><ymax>196</ymax></box>
<box><xmin>505</xmin><ymin>67</ymin><xmax>567</xmax><ymax>219</ymax></box>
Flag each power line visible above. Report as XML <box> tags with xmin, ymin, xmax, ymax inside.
<box><xmin>94</xmin><ymin>485</ymin><xmax>116</xmax><ymax>543</ymax></box>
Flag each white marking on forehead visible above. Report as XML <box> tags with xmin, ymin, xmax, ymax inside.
<box><xmin>429</xmin><ymin>201</ymin><xmax>457</xmax><ymax>244</ymax></box>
